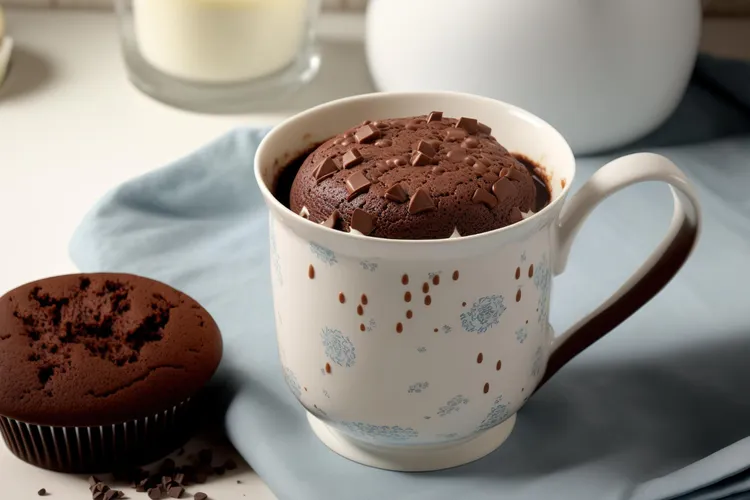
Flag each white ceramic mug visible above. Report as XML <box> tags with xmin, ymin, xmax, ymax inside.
<box><xmin>254</xmin><ymin>92</ymin><xmax>701</xmax><ymax>472</ymax></box>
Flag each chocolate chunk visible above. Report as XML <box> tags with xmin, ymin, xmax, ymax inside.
<box><xmin>37</xmin><ymin>488</ymin><xmax>46</xmax><ymax>497</ymax></box>
<box><xmin>93</xmin><ymin>492</ymin><xmax>104</xmax><ymax>500</ymax></box>
<box><xmin>510</xmin><ymin>207</ymin><xmax>524</xmax><ymax>224</ymax></box>
<box><xmin>477</xmin><ymin>122</ymin><xmax>492</xmax><ymax>135</ymax></box>
<box><xmin>103</xmin><ymin>490</ymin><xmax>118</xmax><ymax>500</ymax></box>
<box><xmin>409</xmin><ymin>188</ymin><xmax>436</xmax><ymax>214</ymax></box>
<box><xmin>88</xmin><ymin>477</ymin><xmax>100</xmax><ymax>487</ymax></box>
<box><xmin>345</xmin><ymin>171</ymin><xmax>371</xmax><ymax>200</ymax></box>
<box><xmin>350</xmin><ymin>209</ymin><xmax>375</xmax><ymax>235</ymax></box>
<box><xmin>162</xmin><ymin>476</ymin><xmax>173</xmax><ymax>487</ymax></box>
<box><xmin>385</xmin><ymin>184</ymin><xmax>408</xmax><ymax>203</ymax></box>
<box><xmin>501</xmin><ymin>167</ymin><xmax>526</xmax><ymax>182</ymax></box>
<box><xmin>416</xmin><ymin>140</ymin><xmax>436</xmax><ymax>157</ymax></box>
<box><xmin>456</xmin><ymin>117</ymin><xmax>478</xmax><ymax>134</ymax></box>
<box><xmin>462</xmin><ymin>137</ymin><xmax>479</xmax><ymax>149</ymax></box>
<box><xmin>147</xmin><ymin>489</ymin><xmax>161</xmax><ymax>500</ymax></box>
<box><xmin>342</xmin><ymin>148</ymin><xmax>364</xmax><ymax>169</ymax></box>
<box><xmin>313</xmin><ymin>157</ymin><xmax>338</xmax><ymax>183</ymax></box>
<box><xmin>168</xmin><ymin>486</ymin><xmax>185</xmax><ymax>498</ymax></box>
<box><xmin>411</xmin><ymin>151</ymin><xmax>432</xmax><ymax>166</ymax></box>
<box><xmin>445</xmin><ymin>128</ymin><xmax>466</xmax><ymax>142</ymax></box>
<box><xmin>472</xmin><ymin>188</ymin><xmax>498</xmax><ymax>208</ymax></box>
<box><xmin>213</xmin><ymin>466</ymin><xmax>226</xmax><ymax>476</ymax></box>
<box><xmin>433</xmin><ymin>166</ymin><xmax>445</xmax><ymax>175</ymax></box>
<box><xmin>427</xmin><ymin>111</ymin><xmax>443</xmax><ymax>123</ymax></box>
<box><xmin>446</xmin><ymin>148</ymin><xmax>468</xmax><ymax>162</ymax></box>
<box><xmin>354</xmin><ymin>124</ymin><xmax>380</xmax><ymax>144</ymax></box>
<box><xmin>194</xmin><ymin>494</ymin><xmax>208</xmax><ymax>500</ymax></box>
<box><xmin>492</xmin><ymin>177</ymin><xmax>518</xmax><ymax>199</ymax></box>
<box><xmin>321</xmin><ymin>210</ymin><xmax>340</xmax><ymax>229</ymax></box>
<box><xmin>173</xmin><ymin>473</ymin><xmax>185</xmax><ymax>486</ymax></box>
<box><xmin>224</xmin><ymin>458</ymin><xmax>238</xmax><ymax>471</ymax></box>
<box><xmin>136</xmin><ymin>479</ymin><xmax>149</xmax><ymax>492</ymax></box>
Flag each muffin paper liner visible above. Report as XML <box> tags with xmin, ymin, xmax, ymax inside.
<box><xmin>0</xmin><ymin>398</ymin><xmax>193</xmax><ymax>473</ymax></box>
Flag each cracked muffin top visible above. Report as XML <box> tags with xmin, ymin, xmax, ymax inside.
<box><xmin>0</xmin><ymin>273</ymin><xmax>222</xmax><ymax>426</ymax></box>
<box><xmin>288</xmin><ymin>112</ymin><xmax>539</xmax><ymax>239</ymax></box>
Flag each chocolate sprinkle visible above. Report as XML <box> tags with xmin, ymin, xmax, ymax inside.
<box><xmin>409</xmin><ymin>188</ymin><xmax>436</xmax><ymax>214</ymax></box>
<box><xmin>492</xmin><ymin>177</ymin><xmax>518</xmax><ymax>199</ymax></box>
<box><xmin>416</xmin><ymin>140</ymin><xmax>436</xmax><ymax>157</ymax></box>
<box><xmin>384</xmin><ymin>183</ymin><xmax>408</xmax><ymax>203</ymax></box>
<box><xmin>351</xmin><ymin>208</ymin><xmax>375</xmax><ymax>235</ymax></box>
<box><xmin>321</xmin><ymin>209</ymin><xmax>340</xmax><ymax>229</ymax></box>
<box><xmin>410</xmin><ymin>151</ymin><xmax>432</xmax><ymax>166</ymax></box>
<box><xmin>472</xmin><ymin>188</ymin><xmax>498</xmax><ymax>208</ymax></box>
<box><xmin>342</xmin><ymin>148</ymin><xmax>364</xmax><ymax>169</ymax></box>
<box><xmin>313</xmin><ymin>157</ymin><xmax>338</xmax><ymax>183</ymax></box>
<box><xmin>427</xmin><ymin>111</ymin><xmax>443</xmax><ymax>123</ymax></box>
<box><xmin>456</xmin><ymin>117</ymin><xmax>478</xmax><ymax>134</ymax></box>
<box><xmin>346</xmin><ymin>171</ymin><xmax>371</xmax><ymax>200</ymax></box>
<box><xmin>354</xmin><ymin>124</ymin><xmax>380</xmax><ymax>144</ymax></box>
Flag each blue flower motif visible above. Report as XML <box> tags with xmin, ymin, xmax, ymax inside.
<box><xmin>359</xmin><ymin>260</ymin><xmax>378</xmax><ymax>272</ymax></box>
<box><xmin>437</xmin><ymin>395</ymin><xmax>469</xmax><ymax>416</ymax></box>
<box><xmin>516</xmin><ymin>326</ymin><xmax>528</xmax><ymax>344</ymax></box>
<box><xmin>321</xmin><ymin>327</ymin><xmax>356</xmax><ymax>367</ymax></box>
<box><xmin>428</xmin><ymin>271</ymin><xmax>442</xmax><ymax>280</ymax></box>
<box><xmin>283</xmin><ymin>368</ymin><xmax>301</xmax><ymax>399</ymax></box>
<box><xmin>408</xmin><ymin>382</ymin><xmax>429</xmax><ymax>394</ymax></box>
<box><xmin>438</xmin><ymin>432</ymin><xmax>459</xmax><ymax>440</ymax></box>
<box><xmin>521</xmin><ymin>251</ymin><xmax>527</xmax><ymax>262</ymax></box>
<box><xmin>531</xmin><ymin>346</ymin><xmax>544</xmax><ymax>379</ymax></box>
<box><xmin>311</xmin><ymin>404</ymin><xmax>327</xmax><ymax>418</ymax></box>
<box><xmin>340</xmin><ymin>421</ymin><xmax>418</xmax><ymax>442</ymax></box>
<box><xmin>460</xmin><ymin>295</ymin><xmax>506</xmax><ymax>333</ymax></box>
<box><xmin>270</xmin><ymin>224</ymin><xmax>283</xmax><ymax>286</ymax></box>
<box><xmin>322</xmin><ymin>389</ymin><xmax>330</xmax><ymax>399</ymax></box>
<box><xmin>366</xmin><ymin>318</ymin><xmax>377</xmax><ymax>332</ymax></box>
<box><xmin>416</xmin><ymin>346</ymin><xmax>427</xmax><ymax>353</ymax></box>
<box><xmin>478</xmin><ymin>395</ymin><xmax>510</xmax><ymax>431</ymax></box>
<box><xmin>534</xmin><ymin>254</ymin><xmax>552</xmax><ymax>327</ymax></box>
<box><xmin>442</xmin><ymin>325</ymin><xmax>452</xmax><ymax>334</ymax></box>
<box><xmin>310</xmin><ymin>242</ymin><xmax>338</xmax><ymax>265</ymax></box>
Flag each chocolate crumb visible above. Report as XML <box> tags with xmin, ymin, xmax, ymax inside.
<box><xmin>427</xmin><ymin>111</ymin><xmax>443</xmax><ymax>123</ymax></box>
<box><xmin>384</xmin><ymin>183</ymin><xmax>408</xmax><ymax>203</ymax></box>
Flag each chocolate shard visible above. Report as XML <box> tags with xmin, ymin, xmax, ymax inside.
<box><xmin>350</xmin><ymin>209</ymin><xmax>375</xmax><ymax>236</ymax></box>
<box><xmin>168</xmin><ymin>485</ymin><xmax>185</xmax><ymax>498</ymax></box>
<box><xmin>409</xmin><ymin>187</ymin><xmax>436</xmax><ymax>214</ymax></box>
<box><xmin>194</xmin><ymin>494</ymin><xmax>208</xmax><ymax>500</ymax></box>
<box><xmin>345</xmin><ymin>171</ymin><xmax>371</xmax><ymax>200</ymax></box>
<box><xmin>492</xmin><ymin>177</ymin><xmax>518</xmax><ymax>199</ymax></box>
<box><xmin>313</xmin><ymin>157</ymin><xmax>338</xmax><ymax>184</ymax></box>
<box><xmin>456</xmin><ymin>117</ymin><xmax>478</xmax><ymax>134</ymax></box>
<box><xmin>321</xmin><ymin>210</ymin><xmax>340</xmax><ymax>229</ymax></box>
<box><xmin>416</xmin><ymin>140</ymin><xmax>436</xmax><ymax>157</ymax></box>
<box><xmin>472</xmin><ymin>188</ymin><xmax>498</xmax><ymax>208</ymax></box>
<box><xmin>173</xmin><ymin>473</ymin><xmax>185</xmax><ymax>486</ymax></box>
<box><xmin>427</xmin><ymin>111</ymin><xmax>443</xmax><ymax>123</ymax></box>
<box><xmin>92</xmin><ymin>492</ymin><xmax>104</xmax><ymax>500</ymax></box>
<box><xmin>342</xmin><ymin>148</ymin><xmax>364</xmax><ymax>169</ymax></box>
<box><xmin>510</xmin><ymin>207</ymin><xmax>524</xmax><ymax>224</ymax></box>
<box><xmin>477</xmin><ymin>122</ymin><xmax>492</xmax><ymax>135</ymax></box>
<box><xmin>500</xmin><ymin>166</ymin><xmax>526</xmax><ymax>182</ymax></box>
<box><xmin>103</xmin><ymin>490</ymin><xmax>117</xmax><ymax>500</ymax></box>
<box><xmin>410</xmin><ymin>151</ymin><xmax>433</xmax><ymax>166</ymax></box>
<box><xmin>354</xmin><ymin>124</ymin><xmax>380</xmax><ymax>144</ymax></box>
<box><xmin>384</xmin><ymin>183</ymin><xmax>408</xmax><ymax>203</ymax></box>
<box><xmin>147</xmin><ymin>488</ymin><xmax>161</xmax><ymax>500</ymax></box>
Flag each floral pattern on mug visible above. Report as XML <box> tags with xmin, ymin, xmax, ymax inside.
<box><xmin>270</xmin><ymin>224</ymin><xmax>283</xmax><ymax>286</ymax></box>
<box><xmin>283</xmin><ymin>367</ymin><xmax>301</xmax><ymax>399</ymax></box>
<box><xmin>359</xmin><ymin>260</ymin><xmax>378</xmax><ymax>272</ymax></box>
<box><xmin>478</xmin><ymin>395</ymin><xmax>510</xmax><ymax>431</ymax></box>
<box><xmin>516</xmin><ymin>326</ymin><xmax>528</xmax><ymax>343</ymax></box>
<box><xmin>461</xmin><ymin>295</ymin><xmax>506</xmax><ymax>333</ymax></box>
<box><xmin>437</xmin><ymin>395</ymin><xmax>469</xmax><ymax>416</ymax></box>
<box><xmin>531</xmin><ymin>346</ymin><xmax>544</xmax><ymax>379</ymax></box>
<box><xmin>310</xmin><ymin>242</ymin><xmax>338</xmax><ymax>266</ymax></box>
<box><xmin>534</xmin><ymin>254</ymin><xmax>552</xmax><ymax>327</ymax></box>
<box><xmin>321</xmin><ymin>327</ymin><xmax>356</xmax><ymax>367</ymax></box>
<box><xmin>408</xmin><ymin>381</ymin><xmax>429</xmax><ymax>394</ymax></box>
<box><xmin>341</xmin><ymin>421</ymin><xmax>418</xmax><ymax>442</ymax></box>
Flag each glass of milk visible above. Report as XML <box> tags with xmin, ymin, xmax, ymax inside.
<box><xmin>114</xmin><ymin>0</ymin><xmax>322</xmax><ymax>112</ymax></box>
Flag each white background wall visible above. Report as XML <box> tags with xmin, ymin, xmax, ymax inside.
<box><xmin>1</xmin><ymin>0</ymin><xmax>368</xmax><ymax>10</ymax></box>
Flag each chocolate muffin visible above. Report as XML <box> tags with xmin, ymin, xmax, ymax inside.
<box><xmin>289</xmin><ymin>112</ymin><xmax>540</xmax><ymax>239</ymax></box>
<box><xmin>0</xmin><ymin>273</ymin><xmax>222</xmax><ymax>473</ymax></box>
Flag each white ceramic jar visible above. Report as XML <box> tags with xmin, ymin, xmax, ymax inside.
<box><xmin>366</xmin><ymin>0</ymin><xmax>702</xmax><ymax>155</ymax></box>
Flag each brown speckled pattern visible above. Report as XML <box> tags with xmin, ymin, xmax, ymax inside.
<box><xmin>289</xmin><ymin>114</ymin><xmax>537</xmax><ymax>239</ymax></box>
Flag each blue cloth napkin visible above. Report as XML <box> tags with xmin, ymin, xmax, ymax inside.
<box><xmin>70</xmin><ymin>55</ymin><xmax>750</xmax><ymax>500</ymax></box>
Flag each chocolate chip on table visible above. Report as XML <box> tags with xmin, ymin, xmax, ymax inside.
<box><xmin>345</xmin><ymin>171</ymin><xmax>371</xmax><ymax>200</ymax></box>
<box><xmin>173</xmin><ymin>473</ymin><xmax>185</xmax><ymax>486</ymax></box>
<box><xmin>103</xmin><ymin>490</ymin><xmax>118</xmax><ymax>500</ymax></box>
<box><xmin>472</xmin><ymin>188</ymin><xmax>498</xmax><ymax>209</ymax></box>
<box><xmin>167</xmin><ymin>485</ymin><xmax>185</xmax><ymax>498</ymax></box>
<box><xmin>342</xmin><ymin>148</ymin><xmax>364</xmax><ymax>169</ymax></box>
<box><xmin>37</xmin><ymin>488</ymin><xmax>47</xmax><ymax>496</ymax></box>
<box><xmin>147</xmin><ymin>488</ymin><xmax>161</xmax><ymax>499</ymax></box>
<box><xmin>313</xmin><ymin>157</ymin><xmax>338</xmax><ymax>184</ymax></box>
<box><xmin>410</xmin><ymin>151</ymin><xmax>432</xmax><ymax>166</ymax></box>
<box><xmin>321</xmin><ymin>209</ymin><xmax>340</xmax><ymax>229</ymax></box>
<box><xmin>492</xmin><ymin>177</ymin><xmax>518</xmax><ymax>199</ymax></box>
<box><xmin>354</xmin><ymin>124</ymin><xmax>380</xmax><ymax>144</ymax></box>
<box><xmin>350</xmin><ymin>209</ymin><xmax>375</xmax><ymax>236</ymax></box>
<box><xmin>136</xmin><ymin>479</ymin><xmax>149</xmax><ymax>492</ymax></box>
<box><xmin>456</xmin><ymin>117</ymin><xmax>478</xmax><ymax>134</ymax></box>
<box><xmin>477</xmin><ymin>122</ymin><xmax>492</xmax><ymax>135</ymax></box>
<box><xmin>408</xmin><ymin>187</ymin><xmax>436</xmax><ymax>214</ymax></box>
<box><xmin>194</xmin><ymin>493</ymin><xmax>208</xmax><ymax>500</ymax></box>
<box><xmin>213</xmin><ymin>466</ymin><xmax>226</xmax><ymax>476</ymax></box>
<box><xmin>427</xmin><ymin>111</ymin><xmax>443</xmax><ymax>123</ymax></box>
<box><xmin>93</xmin><ymin>492</ymin><xmax>104</xmax><ymax>500</ymax></box>
<box><xmin>416</xmin><ymin>140</ymin><xmax>436</xmax><ymax>158</ymax></box>
<box><xmin>224</xmin><ymin>458</ymin><xmax>238</xmax><ymax>471</ymax></box>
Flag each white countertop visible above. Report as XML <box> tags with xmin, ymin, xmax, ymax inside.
<box><xmin>0</xmin><ymin>7</ymin><xmax>749</xmax><ymax>499</ymax></box>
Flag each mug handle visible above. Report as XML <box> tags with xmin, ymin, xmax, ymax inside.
<box><xmin>537</xmin><ymin>153</ymin><xmax>702</xmax><ymax>388</ymax></box>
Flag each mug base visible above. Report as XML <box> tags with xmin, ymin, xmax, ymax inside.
<box><xmin>306</xmin><ymin>412</ymin><xmax>517</xmax><ymax>472</ymax></box>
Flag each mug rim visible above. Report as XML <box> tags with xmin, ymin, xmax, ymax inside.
<box><xmin>254</xmin><ymin>90</ymin><xmax>576</xmax><ymax>248</ymax></box>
